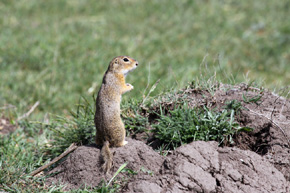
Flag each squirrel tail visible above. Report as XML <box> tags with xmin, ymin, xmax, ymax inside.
<box><xmin>101</xmin><ymin>140</ymin><xmax>113</xmax><ymax>174</ymax></box>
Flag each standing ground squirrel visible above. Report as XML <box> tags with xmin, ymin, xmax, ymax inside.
<box><xmin>95</xmin><ymin>56</ymin><xmax>138</xmax><ymax>174</ymax></box>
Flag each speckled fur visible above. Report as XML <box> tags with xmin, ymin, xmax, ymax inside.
<box><xmin>95</xmin><ymin>56</ymin><xmax>138</xmax><ymax>173</ymax></box>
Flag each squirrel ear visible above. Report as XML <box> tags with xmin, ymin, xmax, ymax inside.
<box><xmin>111</xmin><ymin>59</ymin><xmax>119</xmax><ymax>70</ymax></box>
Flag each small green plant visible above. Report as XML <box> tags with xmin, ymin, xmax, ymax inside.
<box><xmin>224</xmin><ymin>100</ymin><xmax>244</xmax><ymax>115</ymax></box>
<box><xmin>242</xmin><ymin>93</ymin><xmax>263</xmax><ymax>104</ymax></box>
<box><xmin>140</xmin><ymin>167</ymin><xmax>154</xmax><ymax>176</ymax></box>
<box><xmin>67</xmin><ymin>163</ymin><xmax>128</xmax><ymax>193</ymax></box>
<box><xmin>153</xmin><ymin>103</ymin><xmax>252</xmax><ymax>149</ymax></box>
<box><xmin>123</xmin><ymin>113</ymin><xmax>149</xmax><ymax>136</ymax></box>
<box><xmin>106</xmin><ymin>163</ymin><xmax>127</xmax><ymax>188</ymax></box>
<box><xmin>122</xmin><ymin>99</ymin><xmax>149</xmax><ymax>136</ymax></box>
<box><xmin>122</xmin><ymin>168</ymin><xmax>138</xmax><ymax>176</ymax></box>
<box><xmin>155</xmin><ymin>143</ymin><xmax>171</xmax><ymax>156</ymax></box>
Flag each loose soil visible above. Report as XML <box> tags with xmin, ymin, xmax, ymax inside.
<box><xmin>46</xmin><ymin>83</ymin><xmax>290</xmax><ymax>192</ymax></box>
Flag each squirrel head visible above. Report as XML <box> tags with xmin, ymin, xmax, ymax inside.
<box><xmin>108</xmin><ymin>56</ymin><xmax>138</xmax><ymax>76</ymax></box>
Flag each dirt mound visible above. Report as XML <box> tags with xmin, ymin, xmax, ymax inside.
<box><xmin>213</xmin><ymin>83</ymin><xmax>290</xmax><ymax>182</ymax></box>
<box><xmin>152</xmin><ymin>83</ymin><xmax>290</xmax><ymax>182</ymax></box>
<box><xmin>128</xmin><ymin>141</ymin><xmax>289</xmax><ymax>193</ymax></box>
<box><xmin>46</xmin><ymin>138</ymin><xmax>164</xmax><ymax>190</ymax></box>
<box><xmin>46</xmin><ymin>83</ymin><xmax>290</xmax><ymax>192</ymax></box>
<box><xmin>47</xmin><ymin>140</ymin><xmax>288</xmax><ymax>192</ymax></box>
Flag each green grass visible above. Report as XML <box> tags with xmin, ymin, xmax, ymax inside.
<box><xmin>153</xmin><ymin>104</ymin><xmax>253</xmax><ymax>150</ymax></box>
<box><xmin>42</xmin><ymin>97</ymin><xmax>96</xmax><ymax>159</ymax></box>
<box><xmin>1</xmin><ymin>0</ymin><xmax>290</xmax><ymax>119</ymax></box>
<box><xmin>0</xmin><ymin>1</ymin><xmax>289</xmax><ymax>192</ymax></box>
<box><xmin>0</xmin><ymin>123</ymin><xmax>63</xmax><ymax>192</ymax></box>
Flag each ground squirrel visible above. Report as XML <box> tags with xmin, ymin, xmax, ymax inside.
<box><xmin>95</xmin><ymin>56</ymin><xmax>138</xmax><ymax>174</ymax></box>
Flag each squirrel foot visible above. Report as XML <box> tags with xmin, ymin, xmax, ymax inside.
<box><xmin>121</xmin><ymin>140</ymin><xmax>128</xmax><ymax>146</ymax></box>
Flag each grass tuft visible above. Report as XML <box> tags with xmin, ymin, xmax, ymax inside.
<box><xmin>43</xmin><ymin>97</ymin><xmax>96</xmax><ymax>159</ymax></box>
<box><xmin>152</xmin><ymin>103</ymin><xmax>253</xmax><ymax>150</ymax></box>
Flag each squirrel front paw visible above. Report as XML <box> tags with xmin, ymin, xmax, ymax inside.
<box><xmin>126</xmin><ymin>83</ymin><xmax>134</xmax><ymax>90</ymax></box>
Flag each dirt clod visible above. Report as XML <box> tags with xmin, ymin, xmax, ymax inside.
<box><xmin>0</xmin><ymin>117</ymin><xmax>16</xmax><ymax>135</ymax></box>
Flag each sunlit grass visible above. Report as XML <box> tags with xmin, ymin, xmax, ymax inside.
<box><xmin>1</xmin><ymin>1</ymin><xmax>289</xmax><ymax>119</ymax></box>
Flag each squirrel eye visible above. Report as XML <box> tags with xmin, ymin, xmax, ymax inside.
<box><xmin>123</xmin><ymin>58</ymin><xmax>129</xmax><ymax>62</ymax></box>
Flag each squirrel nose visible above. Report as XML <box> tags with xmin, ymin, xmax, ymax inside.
<box><xmin>136</xmin><ymin>62</ymin><xmax>138</xmax><ymax>66</ymax></box>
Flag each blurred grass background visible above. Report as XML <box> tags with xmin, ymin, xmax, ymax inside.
<box><xmin>0</xmin><ymin>0</ymin><xmax>289</xmax><ymax>119</ymax></box>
